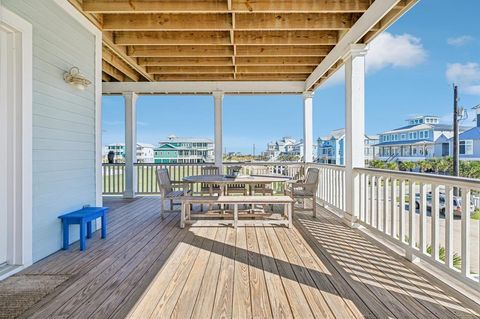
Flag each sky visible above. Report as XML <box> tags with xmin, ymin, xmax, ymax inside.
<box><xmin>102</xmin><ymin>0</ymin><xmax>480</xmax><ymax>154</ymax></box>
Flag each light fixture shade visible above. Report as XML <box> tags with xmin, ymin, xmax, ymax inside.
<box><xmin>64</xmin><ymin>67</ymin><xmax>91</xmax><ymax>90</ymax></box>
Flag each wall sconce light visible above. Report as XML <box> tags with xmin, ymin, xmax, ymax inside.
<box><xmin>63</xmin><ymin>67</ymin><xmax>91</xmax><ymax>90</ymax></box>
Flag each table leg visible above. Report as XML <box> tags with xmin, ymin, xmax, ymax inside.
<box><xmin>234</xmin><ymin>204</ymin><xmax>238</xmax><ymax>228</ymax></box>
<box><xmin>62</xmin><ymin>221</ymin><xmax>69</xmax><ymax>250</ymax></box>
<box><xmin>80</xmin><ymin>221</ymin><xmax>86</xmax><ymax>251</ymax></box>
<box><xmin>87</xmin><ymin>221</ymin><xmax>92</xmax><ymax>239</ymax></box>
<box><xmin>101</xmin><ymin>214</ymin><xmax>107</xmax><ymax>239</ymax></box>
<box><xmin>288</xmin><ymin>203</ymin><xmax>293</xmax><ymax>228</ymax></box>
<box><xmin>180</xmin><ymin>202</ymin><xmax>186</xmax><ymax>229</ymax></box>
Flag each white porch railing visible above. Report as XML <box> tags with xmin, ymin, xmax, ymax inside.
<box><xmin>308</xmin><ymin>163</ymin><xmax>346</xmax><ymax>216</ymax></box>
<box><xmin>102</xmin><ymin>162</ymin><xmax>304</xmax><ymax>195</ymax></box>
<box><xmin>354</xmin><ymin>168</ymin><xmax>480</xmax><ymax>291</ymax></box>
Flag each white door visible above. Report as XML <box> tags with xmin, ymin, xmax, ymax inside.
<box><xmin>0</xmin><ymin>28</ymin><xmax>8</xmax><ymax>265</ymax></box>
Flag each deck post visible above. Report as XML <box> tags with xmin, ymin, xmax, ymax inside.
<box><xmin>344</xmin><ymin>44</ymin><xmax>367</xmax><ymax>227</ymax></box>
<box><xmin>303</xmin><ymin>91</ymin><xmax>314</xmax><ymax>163</ymax></box>
<box><xmin>213</xmin><ymin>91</ymin><xmax>224</xmax><ymax>169</ymax></box>
<box><xmin>123</xmin><ymin>92</ymin><xmax>138</xmax><ymax>198</ymax></box>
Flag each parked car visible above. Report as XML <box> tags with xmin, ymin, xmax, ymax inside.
<box><xmin>414</xmin><ymin>192</ymin><xmax>474</xmax><ymax>217</ymax></box>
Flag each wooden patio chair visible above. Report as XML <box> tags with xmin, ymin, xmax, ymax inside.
<box><xmin>250</xmin><ymin>166</ymin><xmax>274</xmax><ymax>195</ymax></box>
<box><xmin>225</xmin><ymin>166</ymin><xmax>248</xmax><ymax>195</ymax></box>
<box><xmin>199</xmin><ymin>166</ymin><xmax>221</xmax><ymax>211</ymax></box>
<box><xmin>288</xmin><ymin>167</ymin><xmax>319</xmax><ymax>217</ymax></box>
<box><xmin>156</xmin><ymin>168</ymin><xmax>191</xmax><ymax>219</ymax></box>
<box><xmin>199</xmin><ymin>166</ymin><xmax>221</xmax><ymax>196</ymax></box>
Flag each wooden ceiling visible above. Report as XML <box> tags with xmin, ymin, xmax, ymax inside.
<box><xmin>70</xmin><ymin>0</ymin><xmax>414</xmax><ymax>86</ymax></box>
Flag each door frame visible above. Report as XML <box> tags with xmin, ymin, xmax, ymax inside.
<box><xmin>0</xmin><ymin>5</ymin><xmax>33</xmax><ymax>280</ymax></box>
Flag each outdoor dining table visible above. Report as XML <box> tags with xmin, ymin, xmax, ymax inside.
<box><xmin>182</xmin><ymin>174</ymin><xmax>292</xmax><ymax>195</ymax></box>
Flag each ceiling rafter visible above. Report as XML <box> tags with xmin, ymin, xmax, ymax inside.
<box><xmin>69</xmin><ymin>0</ymin><xmax>416</xmax><ymax>84</ymax></box>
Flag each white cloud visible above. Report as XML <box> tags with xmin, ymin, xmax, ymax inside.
<box><xmin>446</xmin><ymin>62</ymin><xmax>480</xmax><ymax>96</ymax></box>
<box><xmin>447</xmin><ymin>35</ymin><xmax>474</xmax><ymax>47</ymax></box>
<box><xmin>366</xmin><ymin>32</ymin><xmax>427</xmax><ymax>73</ymax></box>
<box><xmin>320</xmin><ymin>32</ymin><xmax>426</xmax><ymax>88</ymax></box>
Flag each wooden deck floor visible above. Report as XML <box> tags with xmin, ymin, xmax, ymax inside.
<box><xmin>17</xmin><ymin>196</ymin><xmax>480</xmax><ymax>318</ymax></box>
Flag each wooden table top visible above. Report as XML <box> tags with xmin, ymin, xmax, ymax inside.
<box><xmin>183</xmin><ymin>174</ymin><xmax>292</xmax><ymax>184</ymax></box>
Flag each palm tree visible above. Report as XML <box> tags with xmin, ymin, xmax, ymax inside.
<box><xmin>399</xmin><ymin>161</ymin><xmax>415</xmax><ymax>172</ymax></box>
<box><xmin>369</xmin><ymin>160</ymin><xmax>386</xmax><ymax>169</ymax></box>
<box><xmin>417</xmin><ymin>160</ymin><xmax>432</xmax><ymax>173</ymax></box>
<box><xmin>437</xmin><ymin>158</ymin><xmax>451</xmax><ymax>175</ymax></box>
<box><xmin>386</xmin><ymin>162</ymin><xmax>398</xmax><ymax>170</ymax></box>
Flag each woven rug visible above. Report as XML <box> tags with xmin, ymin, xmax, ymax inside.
<box><xmin>0</xmin><ymin>274</ymin><xmax>70</xmax><ymax>319</ymax></box>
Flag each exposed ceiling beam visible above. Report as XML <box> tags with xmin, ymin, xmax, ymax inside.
<box><xmin>236</xmin><ymin>65</ymin><xmax>314</xmax><ymax>73</ymax></box>
<box><xmin>103</xmin><ymin>13</ymin><xmax>232</xmax><ymax>31</ymax></box>
<box><xmin>153</xmin><ymin>74</ymin><xmax>235</xmax><ymax>81</ymax></box>
<box><xmin>102</xmin><ymin>81</ymin><xmax>306</xmax><ymax>94</ymax></box>
<box><xmin>127</xmin><ymin>45</ymin><xmax>234</xmax><ymax>57</ymax></box>
<box><xmin>138</xmin><ymin>57</ymin><xmax>234</xmax><ymax>66</ymax></box>
<box><xmin>236</xmin><ymin>73</ymin><xmax>308</xmax><ymax>80</ymax></box>
<box><xmin>234</xmin><ymin>31</ymin><xmax>337</xmax><ymax>45</ymax></box>
<box><xmin>102</xmin><ymin>60</ymin><xmax>126</xmax><ymax>81</ymax></box>
<box><xmin>114</xmin><ymin>31</ymin><xmax>231</xmax><ymax>46</ymax></box>
<box><xmin>83</xmin><ymin>0</ymin><xmax>371</xmax><ymax>13</ymax></box>
<box><xmin>235</xmin><ymin>56</ymin><xmax>322</xmax><ymax>66</ymax></box>
<box><xmin>102</xmin><ymin>47</ymin><xmax>140</xmax><ymax>81</ymax></box>
<box><xmin>235</xmin><ymin>13</ymin><xmax>360</xmax><ymax>30</ymax></box>
<box><xmin>231</xmin><ymin>0</ymin><xmax>371</xmax><ymax>12</ymax></box>
<box><xmin>83</xmin><ymin>0</ymin><xmax>229</xmax><ymax>13</ymax></box>
<box><xmin>236</xmin><ymin>45</ymin><xmax>332</xmax><ymax>57</ymax></box>
<box><xmin>103</xmin><ymin>32</ymin><xmax>154</xmax><ymax>81</ymax></box>
<box><xmin>147</xmin><ymin>66</ymin><xmax>235</xmax><ymax>74</ymax></box>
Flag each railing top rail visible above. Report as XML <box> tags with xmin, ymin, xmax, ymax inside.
<box><xmin>356</xmin><ymin>167</ymin><xmax>480</xmax><ymax>188</ymax></box>
<box><xmin>310</xmin><ymin>163</ymin><xmax>346</xmax><ymax>170</ymax></box>
<box><xmin>103</xmin><ymin>162</ymin><xmax>306</xmax><ymax>166</ymax></box>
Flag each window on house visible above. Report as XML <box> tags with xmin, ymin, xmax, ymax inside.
<box><xmin>413</xmin><ymin>132</ymin><xmax>418</xmax><ymax>139</ymax></box>
<box><xmin>460</xmin><ymin>140</ymin><xmax>474</xmax><ymax>155</ymax></box>
<box><xmin>419</xmin><ymin>131</ymin><xmax>424</xmax><ymax>139</ymax></box>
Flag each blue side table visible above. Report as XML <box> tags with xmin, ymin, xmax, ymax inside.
<box><xmin>58</xmin><ymin>207</ymin><xmax>108</xmax><ymax>251</ymax></box>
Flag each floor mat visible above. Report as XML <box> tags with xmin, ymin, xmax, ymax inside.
<box><xmin>0</xmin><ymin>274</ymin><xmax>70</xmax><ymax>319</ymax></box>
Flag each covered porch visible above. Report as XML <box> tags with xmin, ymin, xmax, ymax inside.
<box><xmin>15</xmin><ymin>196</ymin><xmax>480</xmax><ymax>318</ymax></box>
<box><xmin>2</xmin><ymin>0</ymin><xmax>480</xmax><ymax>318</ymax></box>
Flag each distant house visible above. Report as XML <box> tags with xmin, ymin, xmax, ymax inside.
<box><xmin>264</xmin><ymin>137</ymin><xmax>316</xmax><ymax>161</ymax></box>
<box><xmin>448</xmin><ymin>106</ymin><xmax>480</xmax><ymax>160</ymax></box>
<box><xmin>376</xmin><ymin>115</ymin><xmax>470</xmax><ymax>162</ymax></box>
<box><xmin>154</xmin><ymin>135</ymin><xmax>214</xmax><ymax>164</ymax></box>
<box><xmin>104</xmin><ymin>143</ymin><xmax>154</xmax><ymax>163</ymax></box>
<box><xmin>317</xmin><ymin>128</ymin><xmax>379</xmax><ymax>165</ymax></box>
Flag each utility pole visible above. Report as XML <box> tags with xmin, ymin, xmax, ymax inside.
<box><xmin>453</xmin><ymin>84</ymin><xmax>459</xmax><ymax>177</ymax></box>
<box><xmin>253</xmin><ymin>144</ymin><xmax>255</xmax><ymax>157</ymax></box>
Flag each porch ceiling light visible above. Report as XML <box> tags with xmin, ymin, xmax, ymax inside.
<box><xmin>63</xmin><ymin>67</ymin><xmax>91</xmax><ymax>90</ymax></box>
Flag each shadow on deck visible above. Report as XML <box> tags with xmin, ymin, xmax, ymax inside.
<box><xmin>13</xmin><ymin>196</ymin><xmax>480</xmax><ymax>318</ymax></box>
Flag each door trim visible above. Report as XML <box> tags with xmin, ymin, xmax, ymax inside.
<box><xmin>0</xmin><ymin>5</ymin><xmax>33</xmax><ymax>280</ymax></box>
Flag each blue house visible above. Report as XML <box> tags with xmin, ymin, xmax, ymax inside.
<box><xmin>376</xmin><ymin>115</ymin><xmax>470</xmax><ymax>162</ymax></box>
<box><xmin>450</xmin><ymin>106</ymin><xmax>480</xmax><ymax>160</ymax></box>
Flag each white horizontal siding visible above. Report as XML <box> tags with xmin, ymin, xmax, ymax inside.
<box><xmin>3</xmin><ymin>0</ymin><xmax>96</xmax><ymax>262</ymax></box>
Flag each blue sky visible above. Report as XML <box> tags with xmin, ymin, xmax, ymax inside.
<box><xmin>102</xmin><ymin>1</ymin><xmax>480</xmax><ymax>153</ymax></box>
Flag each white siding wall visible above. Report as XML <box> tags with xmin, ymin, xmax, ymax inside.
<box><xmin>3</xmin><ymin>0</ymin><xmax>96</xmax><ymax>261</ymax></box>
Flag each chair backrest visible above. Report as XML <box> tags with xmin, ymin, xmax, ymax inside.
<box><xmin>304</xmin><ymin>167</ymin><xmax>319</xmax><ymax>193</ymax></box>
<box><xmin>201</xmin><ymin>166</ymin><xmax>219</xmax><ymax>175</ymax></box>
<box><xmin>156</xmin><ymin>168</ymin><xmax>172</xmax><ymax>194</ymax></box>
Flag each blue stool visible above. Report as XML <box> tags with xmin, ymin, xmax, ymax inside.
<box><xmin>59</xmin><ymin>207</ymin><xmax>108</xmax><ymax>251</ymax></box>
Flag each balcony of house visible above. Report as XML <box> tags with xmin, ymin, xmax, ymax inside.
<box><xmin>3</xmin><ymin>0</ymin><xmax>480</xmax><ymax>318</ymax></box>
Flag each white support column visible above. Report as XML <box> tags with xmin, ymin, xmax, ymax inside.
<box><xmin>123</xmin><ymin>92</ymin><xmax>138</xmax><ymax>198</ymax></box>
<box><xmin>213</xmin><ymin>91</ymin><xmax>224</xmax><ymax>169</ymax></box>
<box><xmin>303</xmin><ymin>91</ymin><xmax>314</xmax><ymax>163</ymax></box>
<box><xmin>344</xmin><ymin>44</ymin><xmax>368</xmax><ymax>227</ymax></box>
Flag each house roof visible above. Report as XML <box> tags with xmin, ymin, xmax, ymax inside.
<box><xmin>457</xmin><ymin>127</ymin><xmax>480</xmax><ymax>140</ymax></box>
<box><xmin>381</xmin><ymin>123</ymin><xmax>471</xmax><ymax>134</ymax></box>
<box><xmin>72</xmin><ymin>0</ymin><xmax>416</xmax><ymax>90</ymax></box>
<box><xmin>159</xmin><ymin>137</ymin><xmax>213</xmax><ymax>144</ymax></box>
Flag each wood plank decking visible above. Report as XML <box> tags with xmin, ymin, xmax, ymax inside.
<box><xmin>16</xmin><ymin>196</ymin><xmax>480</xmax><ymax>318</ymax></box>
